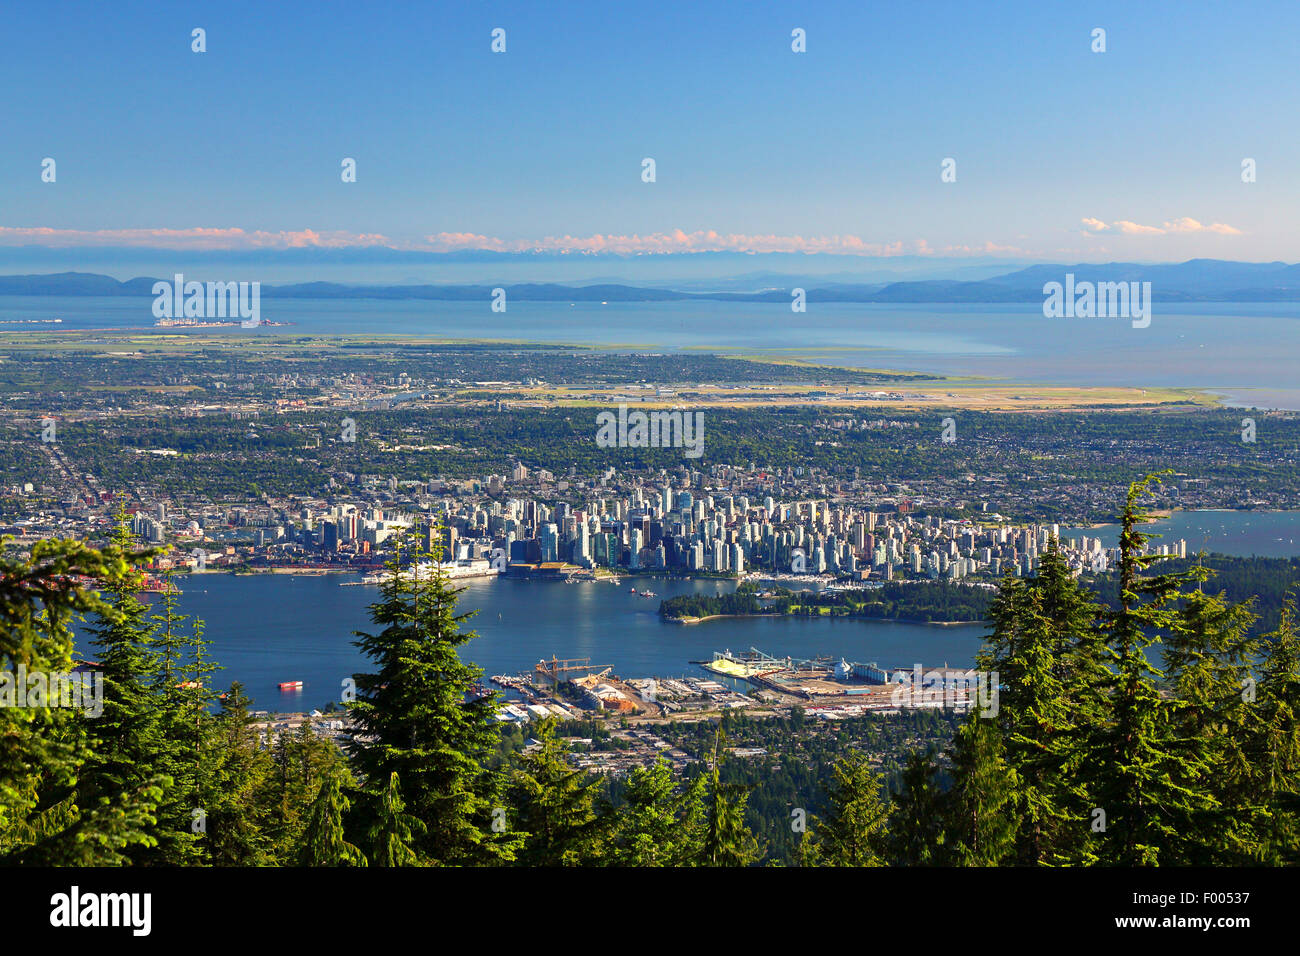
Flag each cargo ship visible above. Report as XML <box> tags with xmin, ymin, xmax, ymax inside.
<box><xmin>277</xmin><ymin>680</ymin><xmax>303</xmax><ymax>691</ymax></box>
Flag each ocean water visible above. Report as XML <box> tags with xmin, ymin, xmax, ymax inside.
<box><xmin>5</xmin><ymin>296</ymin><xmax>1300</xmax><ymax>402</ymax></box>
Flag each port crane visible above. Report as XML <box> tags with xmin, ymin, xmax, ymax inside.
<box><xmin>534</xmin><ymin>656</ymin><xmax>613</xmax><ymax>687</ymax></box>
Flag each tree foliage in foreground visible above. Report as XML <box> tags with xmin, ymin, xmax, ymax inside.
<box><xmin>1</xmin><ymin>477</ymin><xmax>1298</xmax><ymax>867</ymax></box>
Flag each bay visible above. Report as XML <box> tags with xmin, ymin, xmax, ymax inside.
<box><xmin>75</xmin><ymin>573</ymin><xmax>987</xmax><ymax>711</ymax></box>
<box><xmin>74</xmin><ymin>510</ymin><xmax>1300</xmax><ymax>711</ymax></box>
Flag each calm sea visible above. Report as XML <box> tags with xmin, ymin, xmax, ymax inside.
<box><xmin>5</xmin><ymin>296</ymin><xmax>1300</xmax><ymax>405</ymax></box>
<box><xmin>1063</xmin><ymin>510</ymin><xmax>1300</xmax><ymax>557</ymax></box>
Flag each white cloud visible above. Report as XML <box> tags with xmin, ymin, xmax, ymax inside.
<box><xmin>1163</xmin><ymin>217</ymin><xmax>1242</xmax><ymax>235</ymax></box>
<box><xmin>0</xmin><ymin>226</ymin><xmax>1029</xmax><ymax>258</ymax></box>
<box><xmin>1080</xmin><ymin>217</ymin><xmax>1242</xmax><ymax>237</ymax></box>
<box><xmin>0</xmin><ymin>226</ymin><xmax>394</xmax><ymax>250</ymax></box>
<box><xmin>421</xmin><ymin>231</ymin><xmax>936</xmax><ymax>256</ymax></box>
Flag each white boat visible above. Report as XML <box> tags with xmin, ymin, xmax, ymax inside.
<box><xmin>361</xmin><ymin>559</ymin><xmax>501</xmax><ymax>585</ymax></box>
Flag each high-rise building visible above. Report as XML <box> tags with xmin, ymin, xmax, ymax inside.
<box><xmin>576</xmin><ymin>524</ymin><xmax>590</xmax><ymax>564</ymax></box>
<box><xmin>540</xmin><ymin>523</ymin><xmax>559</xmax><ymax>562</ymax></box>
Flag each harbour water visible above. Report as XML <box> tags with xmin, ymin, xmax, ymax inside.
<box><xmin>70</xmin><ymin>509</ymin><xmax>1300</xmax><ymax>710</ymax></box>
<box><xmin>76</xmin><ymin>573</ymin><xmax>988</xmax><ymax>710</ymax></box>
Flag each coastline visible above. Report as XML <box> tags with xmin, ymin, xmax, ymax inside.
<box><xmin>665</xmin><ymin>612</ymin><xmax>984</xmax><ymax>627</ymax></box>
<box><xmin>667</xmin><ymin>613</ymin><xmax>765</xmax><ymax>626</ymax></box>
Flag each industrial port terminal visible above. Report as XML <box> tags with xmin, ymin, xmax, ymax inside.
<box><xmin>485</xmin><ymin>647</ymin><xmax>985</xmax><ymax>735</ymax></box>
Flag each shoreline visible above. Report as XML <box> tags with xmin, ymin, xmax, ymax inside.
<box><xmin>668</xmin><ymin>613</ymin><xmax>765</xmax><ymax>626</ymax></box>
<box><xmin>665</xmin><ymin>612</ymin><xmax>984</xmax><ymax>627</ymax></box>
<box><xmin>1077</xmin><ymin>507</ymin><xmax>1300</xmax><ymax>531</ymax></box>
<box><xmin>0</xmin><ymin>328</ymin><xmax>1241</xmax><ymax>411</ymax></box>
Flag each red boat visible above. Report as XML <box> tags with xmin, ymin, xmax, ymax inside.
<box><xmin>278</xmin><ymin>680</ymin><xmax>303</xmax><ymax>691</ymax></box>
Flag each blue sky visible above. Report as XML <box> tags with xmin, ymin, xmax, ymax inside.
<box><xmin>1</xmin><ymin>0</ymin><xmax>1297</xmax><ymax>268</ymax></box>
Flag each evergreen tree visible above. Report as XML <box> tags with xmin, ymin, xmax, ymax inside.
<box><xmin>698</xmin><ymin>727</ymin><xmax>762</xmax><ymax>866</ymax></box>
<box><xmin>365</xmin><ymin>772</ymin><xmax>426</xmax><ymax>867</ymax></box>
<box><xmin>347</xmin><ymin>530</ymin><xmax>516</xmax><ymax>865</ymax></box>
<box><xmin>141</xmin><ymin>577</ymin><xmax>206</xmax><ymax>865</ymax></box>
<box><xmin>23</xmin><ymin>779</ymin><xmax>170</xmax><ymax>866</ymax></box>
<box><xmin>1162</xmin><ymin>587</ymin><xmax>1259</xmax><ymax>864</ymax></box>
<box><xmin>1032</xmin><ymin>543</ymin><xmax>1114</xmax><ymax>865</ymax></box>
<box><xmin>202</xmin><ymin>683</ymin><xmax>273</xmax><ymax>865</ymax></box>
<box><xmin>1248</xmin><ymin>600</ymin><xmax>1300</xmax><ymax>864</ymax></box>
<box><xmin>942</xmin><ymin>715</ymin><xmax>1017</xmax><ymax>866</ymax></box>
<box><xmin>260</xmin><ymin>722</ymin><xmax>346</xmax><ymax>864</ymax></box>
<box><xmin>0</xmin><ymin>536</ymin><xmax>165</xmax><ymax>865</ymax></box>
<box><xmin>808</xmin><ymin>748</ymin><xmax>889</xmax><ymax>866</ymax></box>
<box><xmin>506</xmin><ymin>719</ymin><xmax>605</xmax><ymax>866</ymax></box>
<box><xmin>977</xmin><ymin>557</ymin><xmax>1082</xmax><ymax>864</ymax></box>
<box><xmin>606</xmin><ymin>759</ymin><xmax>705</xmax><ymax>867</ymax></box>
<box><xmin>79</xmin><ymin>514</ymin><xmax>164</xmax><ymax>837</ymax></box>
<box><xmin>298</xmin><ymin>770</ymin><xmax>366</xmax><ymax>867</ymax></box>
<box><xmin>1078</xmin><ymin>473</ymin><xmax>1216</xmax><ymax>866</ymax></box>
<box><xmin>880</xmin><ymin>748</ymin><xmax>946</xmax><ymax>865</ymax></box>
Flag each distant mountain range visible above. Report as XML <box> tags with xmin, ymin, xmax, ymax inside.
<box><xmin>5</xmin><ymin>260</ymin><xmax>1300</xmax><ymax>303</ymax></box>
